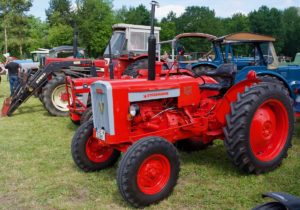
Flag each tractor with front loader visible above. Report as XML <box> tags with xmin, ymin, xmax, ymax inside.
<box><xmin>71</xmin><ymin>1</ymin><xmax>295</xmax><ymax>208</ymax></box>
<box><xmin>3</xmin><ymin>23</ymin><xmax>161</xmax><ymax>118</ymax></box>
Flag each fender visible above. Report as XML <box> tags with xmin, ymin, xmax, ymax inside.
<box><xmin>253</xmin><ymin>192</ymin><xmax>300</xmax><ymax>210</ymax></box>
<box><xmin>191</xmin><ymin>62</ymin><xmax>219</xmax><ymax>70</ymax></box>
<box><xmin>235</xmin><ymin>67</ymin><xmax>295</xmax><ymax>99</ymax></box>
<box><xmin>215</xmin><ymin>71</ymin><xmax>260</xmax><ymax>125</ymax></box>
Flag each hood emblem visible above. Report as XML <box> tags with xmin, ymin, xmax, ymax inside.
<box><xmin>99</xmin><ymin>102</ymin><xmax>104</xmax><ymax>113</ymax></box>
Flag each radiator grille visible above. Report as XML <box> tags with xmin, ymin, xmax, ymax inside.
<box><xmin>90</xmin><ymin>81</ymin><xmax>115</xmax><ymax>140</ymax></box>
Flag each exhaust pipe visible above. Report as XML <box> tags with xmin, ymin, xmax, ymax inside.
<box><xmin>148</xmin><ymin>1</ymin><xmax>159</xmax><ymax>81</ymax></box>
<box><xmin>108</xmin><ymin>39</ymin><xmax>114</xmax><ymax>79</ymax></box>
<box><xmin>73</xmin><ymin>24</ymin><xmax>78</xmax><ymax>58</ymax></box>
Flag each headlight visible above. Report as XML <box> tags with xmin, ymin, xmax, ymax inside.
<box><xmin>129</xmin><ymin>104</ymin><xmax>140</xmax><ymax>117</ymax></box>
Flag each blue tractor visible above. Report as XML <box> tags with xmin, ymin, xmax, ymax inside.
<box><xmin>197</xmin><ymin>32</ymin><xmax>300</xmax><ymax>116</ymax></box>
<box><xmin>158</xmin><ymin>33</ymin><xmax>255</xmax><ymax>74</ymax></box>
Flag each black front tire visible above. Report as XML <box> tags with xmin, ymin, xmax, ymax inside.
<box><xmin>80</xmin><ymin>106</ymin><xmax>93</xmax><ymax>125</ymax></box>
<box><xmin>71</xmin><ymin>120</ymin><xmax>120</xmax><ymax>172</ymax></box>
<box><xmin>117</xmin><ymin>136</ymin><xmax>180</xmax><ymax>208</ymax></box>
<box><xmin>224</xmin><ymin>82</ymin><xmax>294</xmax><ymax>174</ymax></box>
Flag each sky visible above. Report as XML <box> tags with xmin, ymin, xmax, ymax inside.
<box><xmin>29</xmin><ymin>0</ymin><xmax>300</xmax><ymax>20</ymax></box>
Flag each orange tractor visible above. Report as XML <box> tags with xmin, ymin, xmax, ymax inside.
<box><xmin>71</xmin><ymin>1</ymin><xmax>295</xmax><ymax>207</ymax></box>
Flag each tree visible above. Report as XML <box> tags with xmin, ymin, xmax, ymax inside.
<box><xmin>223</xmin><ymin>13</ymin><xmax>250</xmax><ymax>34</ymax></box>
<box><xmin>249</xmin><ymin>6</ymin><xmax>285</xmax><ymax>53</ymax></box>
<box><xmin>281</xmin><ymin>7</ymin><xmax>300</xmax><ymax>57</ymax></box>
<box><xmin>46</xmin><ymin>0</ymin><xmax>73</xmax><ymax>26</ymax></box>
<box><xmin>75</xmin><ymin>0</ymin><xmax>114</xmax><ymax>57</ymax></box>
<box><xmin>0</xmin><ymin>0</ymin><xmax>32</xmax><ymax>56</ymax></box>
<box><xmin>176</xmin><ymin>6</ymin><xmax>224</xmax><ymax>36</ymax></box>
<box><xmin>48</xmin><ymin>24</ymin><xmax>73</xmax><ymax>47</ymax></box>
<box><xmin>115</xmin><ymin>4</ymin><xmax>151</xmax><ymax>25</ymax></box>
<box><xmin>26</xmin><ymin>16</ymin><xmax>49</xmax><ymax>51</ymax></box>
<box><xmin>45</xmin><ymin>0</ymin><xmax>75</xmax><ymax>49</ymax></box>
<box><xmin>160</xmin><ymin>12</ymin><xmax>177</xmax><ymax>52</ymax></box>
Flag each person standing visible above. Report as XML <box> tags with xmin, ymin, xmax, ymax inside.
<box><xmin>5</xmin><ymin>57</ymin><xmax>20</xmax><ymax>96</ymax></box>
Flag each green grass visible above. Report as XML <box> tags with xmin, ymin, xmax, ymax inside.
<box><xmin>0</xmin><ymin>78</ymin><xmax>299</xmax><ymax>210</ymax></box>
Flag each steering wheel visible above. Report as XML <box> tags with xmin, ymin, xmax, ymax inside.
<box><xmin>200</xmin><ymin>50</ymin><xmax>213</xmax><ymax>61</ymax></box>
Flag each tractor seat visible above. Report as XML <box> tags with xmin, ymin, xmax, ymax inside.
<box><xmin>199</xmin><ymin>63</ymin><xmax>237</xmax><ymax>92</ymax></box>
<box><xmin>199</xmin><ymin>83</ymin><xmax>231</xmax><ymax>91</ymax></box>
<box><xmin>204</xmin><ymin>63</ymin><xmax>237</xmax><ymax>79</ymax></box>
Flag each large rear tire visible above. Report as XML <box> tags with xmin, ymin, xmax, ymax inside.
<box><xmin>71</xmin><ymin>120</ymin><xmax>120</xmax><ymax>172</ymax></box>
<box><xmin>42</xmin><ymin>76</ymin><xmax>70</xmax><ymax>116</ymax></box>
<box><xmin>117</xmin><ymin>136</ymin><xmax>180</xmax><ymax>208</ymax></box>
<box><xmin>224</xmin><ymin>82</ymin><xmax>294</xmax><ymax>174</ymax></box>
<box><xmin>123</xmin><ymin>59</ymin><xmax>148</xmax><ymax>78</ymax></box>
<box><xmin>123</xmin><ymin>58</ymin><xmax>168</xmax><ymax>78</ymax></box>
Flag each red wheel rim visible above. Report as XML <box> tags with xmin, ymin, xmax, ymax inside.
<box><xmin>137</xmin><ymin>154</ymin><xmax>171</xmax><ymax>195</ymax></box>
<box><xmin>250</xmin><ymin>99</ymin><xmax>289</xmax><ymax>162</ymax></box>
<box><xmin>85</xmin><ymin>137</ymin><xmax>113</xmax><ymax>163</ymax></box>
<box><xmin>60</xmin><ymin>92</ymin><xmax>69</xmax><ymax>102</ymax></box>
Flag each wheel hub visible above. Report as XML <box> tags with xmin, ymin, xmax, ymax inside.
<box><xmin>51</xmin><ymin>85</ymin><xmax>71</xmax><ymax>112</ymax></box>
<box><xmin>137</xmin><ymin>154</ymin><xmax>171</xmax><ymax>195</ymax></box>
<box><xmin>250</xmin><ymin>99</ymin><xmax>289</xmax><ymax>162</ymax></box>
<box><xmin>262</xmin><ymin>121</ymin><xmax>272</xmax><ymax>139</ymax></box>
<box><xmin>60</xmin><ymin>92</ymin><xmax>69</xmax><ymax>102</ymax></box>
<box><xmin>85</xmin><ymin>137</ymin><xmax>113</xmax><ymax>163</ymax></box>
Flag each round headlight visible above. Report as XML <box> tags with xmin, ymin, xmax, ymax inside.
<box><xmin>129</xmin><ymin>104</ymin><xmax>140</xmax><ymax>117</ymax></box>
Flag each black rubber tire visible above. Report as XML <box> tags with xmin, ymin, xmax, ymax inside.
<box><xmin>80</xmin><ymin>106</ymin><xmax>93</xmax><ymax>125</ymax></box>
<box><xmin>123</xmin><ymin>58</ymin><xmax>168</xmax><ymax>78</ymax></box>
<box><xmin>123</xmin><ymin>58</ymin><xmax>148</xmax><ymax>78</ymax></box>
<box><xmin>258</xmin><ymin>75</ymin><xmax>286</xmax><ymax>87</ymax></box>
<box><xmin>252</xmin><ymin>201</ymin><xmax>287</xmax><ymax>210</ymax></box>
<box><xmin>71</xmin><ymin>120</ymin><xmax>120</xmax><ymax>172</ymax></box>
<box><xmin>42</xmin><ymin>76</ymin><xmax>69</xmax><ymax>116</ymax></box>
<box><xmin>117</xmin><ymin>136</ymin><xmax>180</xmax><ymax>208</ymax></box>
<box><xmin>176</xmin><ymin>138</ymin><xmax>212</xmax><ymax>152</ymax></box>
<box><xmin>224</xmin><ymin>82</ymin><xmax>294</xmax><ymax>174</ymax></box>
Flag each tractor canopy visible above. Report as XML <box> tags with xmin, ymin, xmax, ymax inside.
<box><xmin>103</xmin><ymin>23</ymin><xmax>161</xmax><ymax>58</ymax></box>
<box><xmin>48</xmin><ymin>46</ymin><xmax>85</xmax><ymax>58</ymax></box>
<box><xmin>157</xmin><ymin>32</ymin><xmax>221</xmax><ymax>70</ymax></box>
<box><xmin>214</xmin><ymin>32</ymin><xmax>279</xmax><ymax>70</ymax></box>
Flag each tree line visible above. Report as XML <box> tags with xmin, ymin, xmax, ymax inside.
<box><xmin>0</xmin><ymin>0</ymin><xmax>299</xmax><ymax>59</ymax></box>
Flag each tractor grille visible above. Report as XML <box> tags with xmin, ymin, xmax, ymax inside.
<box><xmin>90</xmin><ymin>81</ymin><xmax>115</xmax><ymax>140</ymax></box>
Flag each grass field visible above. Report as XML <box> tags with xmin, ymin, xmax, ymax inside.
<box><xmin>0</xmin><ymin>78</ymin><xmax>299</xmax><ymax>210</ymax></box>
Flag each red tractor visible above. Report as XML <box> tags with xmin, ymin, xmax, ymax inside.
<box><xmin>67</xmin><ymin>23</ymin><xmax>162</xmax><ymax>124</ymax></box>
<box><xmin>71</xmin><ymin>2</ymin><xmax>294</xmax><ymax>208</ymax></box>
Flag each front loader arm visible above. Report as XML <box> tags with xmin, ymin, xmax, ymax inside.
<box><xmin>6</xmin><ymin>60</ymin><xmax>93</xmax><ymax>116</ymax></box>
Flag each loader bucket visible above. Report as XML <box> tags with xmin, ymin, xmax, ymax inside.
<box><xmin>1</xmin><ymin>97</ymin><xmax>11</xmax><ymax>117</ymax></box>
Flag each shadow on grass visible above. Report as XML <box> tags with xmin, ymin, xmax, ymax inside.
<box><xmin>66</xmin><ymin>121</ymin><xmax>79</xmax><ymax>131</ymax></box>
<box><xmin>179</xmin><ymin>141</ymin><xmax>245</xmax><ymax>177</ymax></box>
<box><xmin>11</xmin><ymin>104</ymin><xmax>45</xmax><ymax>116</ymax></box>
<box><xmin>295</xmin><ymin>119</ymin><xmax>300</xmax><ymax>137</ymax></box>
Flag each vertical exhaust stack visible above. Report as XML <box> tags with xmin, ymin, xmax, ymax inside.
<box><xmin>108</xmin><ymin>39</ymin><xmax>114</xmax><ymax>79</ymax></box>
<box><xmin>148</xmin><ymin>1</ymin><xmax>159</xmax><ymax>81</ymax></box>
<box><xmin>73</xmin><ymin>24</ymin><xmax>78</xmax><ymax>58</ymax></box>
